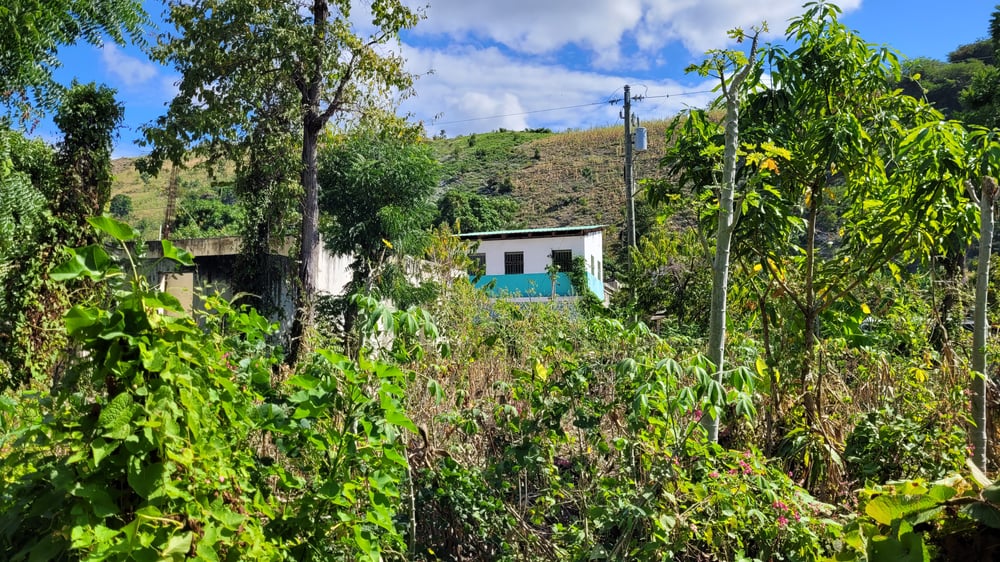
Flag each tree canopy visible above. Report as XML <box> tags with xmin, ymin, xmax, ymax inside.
<box><xmin>318</xmin><ymin>123</ymin><xmax>440</xmax><ymax>302</ymax></box>
<box><xmin>0</xmin><ymin>0</ymin><xmax>146</xmax><ymax>112</ymax></box>
<box><xmin>140</xmin><ymin>0</ymin><xmax>422</xmax><ymax>354</ymax></box>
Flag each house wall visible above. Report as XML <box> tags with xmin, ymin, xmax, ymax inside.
<box><xmin>476</xmin><ymin>236</ymin><xmax>587</xmax><ymax>276</ymax></box>
<box><xmin>472</xmin><ymin>230</ymin><xmax>604</xmax><ymax>300</ymax></box>
<box><xmin>316</xmin><ymin>251</ymin><xmax>354</xmax><ymax>296</ymax></box>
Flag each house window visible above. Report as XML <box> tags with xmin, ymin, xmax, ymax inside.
<box><xmin>504</xmin><ymin>251</ymin><xmax>524</xmax><ymax>274</ymax></box>
<box><xmin>469</xmin><ymin>253</ymin><xmax>486</xmax><ymax>274</ymax></box>
<box><xmin>551</xmin><ymin>249</ymin><xmax>573</xmax><ymax>272</ymax></box>
<box><xmin>590</xmin><ymin>255</ymin><xmax>595</xmax><ymax>275</ymax></box>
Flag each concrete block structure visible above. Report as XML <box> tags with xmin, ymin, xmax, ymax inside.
<box><xmin>458</xmin><ymin>225</ymin><xmax>605</xmax><ymax>301</ymax></box>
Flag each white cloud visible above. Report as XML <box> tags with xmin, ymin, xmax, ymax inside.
<box><xmin>413</xmin><ymin>0</ymin><xmax>863</xmax><ymax>61</ymax></box>
<box><xmin>100</xmin><ymin>44</ymin><xmax>159</xmax><ymax>87</ymax></box>
<box><xmin>418</xmin><ymin>0</ymin><xmax>644</xmax><ymax>64</ymax></box>
<box><xmin>399</xmin><ymin>45</ymin><xmax>716</xmax><ymax>137</ymax></box>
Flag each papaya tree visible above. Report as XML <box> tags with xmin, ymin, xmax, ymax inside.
<box><xmin>675</xmin><ymin>27</ymin><xmax>763</xmax><ymax>441</ymax></box>
<box><xmin>964</xmin><ymin>128</ymin><xmax>1000</xmax><ymax>470</ymax></box>
<box><xmin>655</xmin><ymin>3</ymin><xmax>977</xmax><ymax>437</ymax></box>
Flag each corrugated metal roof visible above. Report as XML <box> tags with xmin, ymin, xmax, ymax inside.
<box><xmin>458</xmin><ymin>225</ymin><xmax>605</xmax><ymax>240</ymax></box>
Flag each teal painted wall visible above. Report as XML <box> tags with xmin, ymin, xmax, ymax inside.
<box><xmin>472</xmin><ymin>272</ymin><xmax>604</xmax><ymax>300</ymax></box>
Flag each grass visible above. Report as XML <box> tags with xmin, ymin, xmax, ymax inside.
<box><xmin>110</xmin><ymin>120</ymin><xmax>678</xmax><ymax>247</ymax></box>
<box><xmin>110</xmin><ymin>159</ymin><xmax>235</xmax><ymax>239</ymax></box>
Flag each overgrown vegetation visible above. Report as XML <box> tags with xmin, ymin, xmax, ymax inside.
<box><xmin>6</xmin><ymin>1</ymin><xmax>1000</xmax><ymax>561</ymax></box>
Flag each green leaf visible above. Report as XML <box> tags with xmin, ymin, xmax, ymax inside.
<box><xmin>50</xmin><ymin>244</ymin><xmax>114</xmax><ymax>281</ymax></box>
<box><xmin>64</xmin><ymin>305</ymin><xmax>102</xmax><ymax>337</ymax></box>
<box><xmin>963</xmin><ymin>502</ymin><xmax>1000</xmax><ymax>529</ymax></box>
<box><xmin>71</xmin><ymin>482</ymin><xmax>119</xmax><ymax>518</ymax></box>
<box><xmin>865</xmin><ymin>494</ymin><xmax>939</xmax><ymax>526</ymax></box>
<box><xmin>128</xmin><ymin>459</ymin><xmax>165</xmax><ymax>499</ymax></box>
<box><xmin>88</xmin><ymin>215</ymin><xmax>138</xmax><ymax>241</ymax></box>
<box><xmin>160</xmin><ymin>239</ymin><xmax>195</xmax><ymax>266</ymax></box>
<box><xmin>159</xmin><ymin>532</ymin><xmax>193</xmax><ymax>560</ymax></box>
<box><xmin>982</xmin><ymin>484</ymin><xmax>1000</xmax><ymax>504</ymax></box>
<box><xmin>91</xmin><ymin>437</ymin><xmax>119</xmax><ymax>467</ymax></box>
<box><xmin>99</xmin><ymin>392</ymin><xmax>137</xmax><ymax>439</ymax></box>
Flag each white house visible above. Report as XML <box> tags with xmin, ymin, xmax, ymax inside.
<box><xmin>459</xmin><ymin>225</ymin><xmax>605</xmax><ymax>301</ymax></box>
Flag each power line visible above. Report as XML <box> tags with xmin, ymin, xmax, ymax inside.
<box><xmin>432</xmin><ymin>89</ymin><xmax>717</xmax><ymax>126</ymax></box>
<box><xmin>434</xmin><ymin>101</ymin><xmax>610</xmax><ymax>125</ymax></box>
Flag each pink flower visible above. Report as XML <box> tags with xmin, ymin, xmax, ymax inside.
<box><xmin>777</xmin><ymin>515</ymin><xmax>788</xmax><ymax>527</ymax></box>
<box><xmin>693</xmin><ymin>408</ymin><xmax>703</xmax><ymax>421</ymax></box>
<box><xmin>709</xmin><ymin>471</ymin><xmax>720</xmax><ymax>478</ymax></box>
<box><xmin>773</xmin><ymin>500</ymin><xmax>788</xmax><ymax>511</ymax></box>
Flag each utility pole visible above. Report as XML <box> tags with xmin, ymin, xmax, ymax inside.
<box><xmin>622</xmin><ymin>85</ymin><xmax>636</xmax><ymax>251</ymax></box>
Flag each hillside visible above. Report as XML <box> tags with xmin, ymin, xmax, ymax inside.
<box><xmin>110</xmin><ymin>120</ymin><xmax>675</xmax><ymax>246</ymax></box>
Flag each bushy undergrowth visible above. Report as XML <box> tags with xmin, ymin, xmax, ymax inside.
<box><xmin>0</xmin><ymin>218</ymin><xmax>417</xmax><ymax>561</ymax></box>
<box><xmin>2</xmin><ymin>217</ymin><xmax>996</xmax><ymax>561</ymax></box>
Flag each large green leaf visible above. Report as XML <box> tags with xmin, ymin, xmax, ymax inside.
<box><xmin>963</xmin><ymin>502</ymin><xmax>1000</xmax><ymax>529</ymax></box>
<box><xmin>981</xmin><ymin>483</ymin><xmax>1000</xmax><ymax>504</ymax></box>
<box><xmin>865</xmin><ymin>494</ymin><xmax>940</xmax><ymax>526</ymax></box>
<box><xmin>50</xmin><ymin>244</ymin><xmax>114</xmax><ymax>281</ymax></box>
<box><xmin>88</xmin><ymin>215</ymin><xmax>138</xmax><ymax>241</ymax></box>
<box><xmin>127</xmin><ymin>459</ymin><xmax>165</xmax><ymax>499</ymax></box>
<box><xmin>160</xmin><ymin>239</ymin><xmax>195</xmax><ymax>266</ymax></box>
<box><xmin>64</xmin><ymin>305</ymin><xmax>102</xmax><ymax>337</ymax></box>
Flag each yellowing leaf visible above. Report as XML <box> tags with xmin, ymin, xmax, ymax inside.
<box><xmin>761</xmin><ymin>158</ymin><xmax>779</xmax><ymax>173</ymax></box>
<box><xmin>861</xmin><ymin>303</ymin><xmax>871</xmax><ymax>314</ymax></box>
<box><xmin>752</xmin><ymin>263</ymin><xmax>763</xmax><ymax>273</ymax></box>
<box><xmin>533</xmin><ymin>360</ymin><xmax>549</xmax><ymax>382</ymax></box>
<box><xmin>382</xmin><ymin>238</ymin><xmax>393</xmax><ymax>249</ymax></box>
<box><xmin>755</xmin><ymin>356</ymin><xmax>768</xmax><ymax>376</ymax></box>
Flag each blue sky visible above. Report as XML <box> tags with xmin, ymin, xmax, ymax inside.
<box><xmin>33</xmin><ymin>0</ymin><xmax>1000</xmax><ymax>157</ymax></box>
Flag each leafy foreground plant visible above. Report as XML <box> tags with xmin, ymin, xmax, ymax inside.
<box><xmin>0</xmin><ymin>217</ymin><xmax>415</xmax><ymax>561</ymax></box>
<box><xmin>835</xmin><ymin>463</ymin><xmax>1000</xmax><ymax>561</ymax></box>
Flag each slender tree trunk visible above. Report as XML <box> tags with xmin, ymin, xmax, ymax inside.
<box><xmin>703</xmin><ymin>96</ymin><xmax>738</xmax><ymax>442</ymax></box>
<box><xmin>701</xmin><ymin>35</ymin><xmax>758</xmax><ymax>442</ymax></box>
<box><xmin>295</xmin><ymin>118</ymin><xmax>322</xmax><ymax>340</ymax></box>
<box><xmin>289</xmin><ymin>0</ymin><xmax>329</xmax><ymax>363</ymax></box>
<box><xmin>972</xmin><ymin>176</ymin><xmax>996</xmax><ymax>471</ymax></box>
<box><xmin>802</xmin><ymin>183</ymin><xmax>820</xmax><ymax>425</ymax></box>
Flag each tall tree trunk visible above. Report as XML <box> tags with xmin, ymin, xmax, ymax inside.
<box><xmin>289</xmin><ymin>0</ymin><xmax>329</xmax><ymax>363</ymax></box>
<box><xmin>802</xmin><ymin>182</ymin><xmax>820</xmax><ymax>425</ymax></box>
<box><xmin>972</xmin><ymin>176</ymin><xmax>996</xmax><ymax>471</ymax></box>
<box><xmin>292</xmin><ymin>118</ymin><xmax>322</xmax><ymax>356</ymax></box>
<box><xmin>703</xmin><ymin>96</ymin><xmax>738</xmax><ymax>442</ymax></box>
<box><xmin>702</xmin><ymin>34</ymin><xmax>758</xmax><ymax>441</ymax></box>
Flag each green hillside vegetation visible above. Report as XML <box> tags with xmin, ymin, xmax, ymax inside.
<box><xmin>109</xmin><ymin>159</ymin><xmax>237</xmax><ymax>239</ymax></box>
<box><xmin>110</xmin><ymin>120</ymin><xmax>673</xmax><ymax>263</ymax></box>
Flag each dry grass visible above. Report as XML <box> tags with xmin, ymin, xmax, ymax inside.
<box><xmin>111</xmin><ymin>120</ymin><xmax>680</xmax><ymax>244</ymax></box>
<box><xmin>110</xmin><ymin>158</ymin><xmax>235</xmax><ymax>239</ymax></box>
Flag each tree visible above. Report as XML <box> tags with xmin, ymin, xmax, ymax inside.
<box><xmin>436</xmin><ymin>188</ymin><xmax>519</xmax><ymax>233</ymax></box>
<box><xmin>682</xmin><ymin>27</ymin><xmax>762</xmax><ymax>441</ymax></box>
<box><xmin>0</xmin><ymin>83</ymin><xmax>123</xmax><ymax>388</ymax></box>
<box><xmin>960</xmin><ymin>6</ymin><xmax>1000</xmax><ymax>127</ymax></box>
<box><xmin>0</xmin><ymin>0</ymin><xmax>145</xmax><ymax>113</ymax></box>
<box><xmin>141</xmin><ymin>0</ymin><xmax>421</xmax><ymax>358</ymax></box>
<box><xmin>657</xmin><ymin>3</ymin><xmax>977</xmax><ymax>434</ymax></box>
<box><xmin>899</xmin><ymin>57</ymin><xmax>986</xmax><ymax>117</ymax></box>
<box><xmin>964</xmin><ymin>127</ymin><xmax>1000</xmax><ymax>470</ymax></box>
<box><xmin>318</xmin><ymin>122</ymin><xmax>440</xmax><ymax>304</ymax></box>
<box><xmin>108</xmin><ymin>194</ymin><xmax>132</xmax><ymax>218</ymax></box>
<box><xmin>52</xmin><ymin>82</ymin><xmax>123</xmax><ymax>238</ymax></box>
